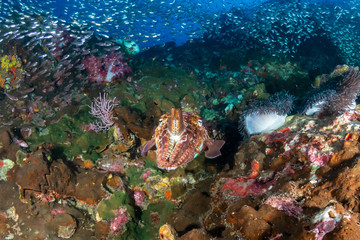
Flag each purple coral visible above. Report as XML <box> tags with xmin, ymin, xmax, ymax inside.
<box><xmin>306</xmin><ymin>146</ymin><xmax>332</xmax><ymax>167</ymax></box>
<box><xmin>222</xmin><ymin>176</ymin><xmax>277</xmax><ymax>197</ymax></box>
<box><xmin>97</xmin><ymin>155</ymin><xmax>124</xmax><ymax>173</ymax></box>
<box><xmin>265</xmin><ymin>196</ymin><xmax>303</xmax><ymax>217</ymax></box>
<box><xmin>310</xmin><ymin>206</ymin><xmax>343</xmax><ymax>240</ymax></box>
<box><xmin>81</xmin><ymin>51</ymin><xmax>131</xmax><ymax>83</ymax></box>
<box><xmin>88</xmin><ymin>93</ymin><xmax>117</xmax><ymax>132</ymax></box>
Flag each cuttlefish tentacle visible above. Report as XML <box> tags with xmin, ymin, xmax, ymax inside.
<box><xmin>169</xmin><ymin>133</ymin><xmax>188</xmax><ymax>164</ymax></box>
<box><xmin>163</xmin><ymin>136</ymin><xmax>175</xmax><ymax>162</ymax></box>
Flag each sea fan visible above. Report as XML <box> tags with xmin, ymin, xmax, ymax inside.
<box><xmin>239</xmin><ymin>92</ymin><xmax>294</xmax><ymax>136</ymax></box>
<box><xmin>303</xmin><ymin>67</ymin><xmax>360</xmax><ymax>116</ymax></box>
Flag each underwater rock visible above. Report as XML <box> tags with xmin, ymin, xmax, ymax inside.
<box><xmin>325</xmin><ymin>216</ymin><xmax>360</xmax><ymax>240</ymax></box>
<box><xmin>105</xmin><ymin>174</ymin><xmax>124</xmax><ymax>192</ymax></box>
<box><xmin>70</xmin><ymin>168</ymin><xmax>107</xmax><ymax>205</ymax></box>
<box><xmin>46</xmin><ymin>159</ymin><xmax>77</xmax><ymax>194</ymax></box>
<box><xmin>170</xmin><ymin>191</ymin><xmax>211</xmax><ymax>233</ymax></box>
<box><xmin>328</xmin><ymin>133</ymin><xmax>360</xmax><ymax>167</ymax></box>
<box><xmin>94</xmin><ymin>221</ymin><xmax>111</xmax><ymax>239</ymax></box>
<box><xmin>201</xmin><ymin>109</ymin><xmax>360</xmax><ymax>239</ymax></box>
<box><xmin>233</xmin><ymin>140</ymin><xmax>265</xmax><ymax>173</ymax></box>
<box><xmin>230</xmin><ymin>205</ymin><xmax>272</xmax><ymax>239</ymax></box>
<box><xmin>113</xmin><ymin>106</ymin><xmax>154</xmax><ymax>140</ymax></box>
<box><xmin>0</xmin><ymin>127</ymin><xmax>21</xmax><ymax>161</ymax></box>
<box><xmin>10</xmin><ymin>149</ymin><xmax>107</xmax><ymax>205</ymax></box>
<box><xmin>178</xmin><ymin>228</ymin><xmax>210</xmax><ymax>240</ymax></box>
<box><xmin>11</xmin><ymin>150</ymin><xmax>51</xmax><ymax>197</ymax></box>
<box><xmin>153</xmin><ymin>98</ymin><xmax>175</xmax><ymax>113</ymax></box>
<box><xmin>49</xmin><ymin>213</ymin><xmax>77</xmax><ymax>239</ymax></box>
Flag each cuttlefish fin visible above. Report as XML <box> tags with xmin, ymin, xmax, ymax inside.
<box><xmin>140</xmin><ymin>138</ymin><xmax>156</xmax><ymax>156</ymax></box>
<box><xmin>204</xmin><ymin>139</ymin><xmax>225</xmax><ymax>159</ymax></box>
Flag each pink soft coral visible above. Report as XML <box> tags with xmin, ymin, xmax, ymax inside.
<box><xmin>82</xmin><ymin>51</ymin><xmax>131</xmax><ymax>83</ymax></box>
<box><xmin>306</xmin><ymin>146</ymin><xmax>332</xmax><ymax>167</ymax></box>
<box><xmin>265</xmin><ymin>196</ymin><xmax>303</xmax><ymax>217</ymax></box>
<box><xmin>110</xmin><ymin>208</ymin><xmax>129</xmax><ymax>234</ymax></box>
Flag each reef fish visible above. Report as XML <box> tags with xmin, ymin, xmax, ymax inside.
<box><xmin>141</xmin><ymin>108</ymin><xmax>225</xmax><ymax>170</ymax></box>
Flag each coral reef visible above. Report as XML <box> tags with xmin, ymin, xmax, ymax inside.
<box><xmin>1</xmin><ymin>5</ymin><xmax>360</xmax><ymax>239</ymax></box>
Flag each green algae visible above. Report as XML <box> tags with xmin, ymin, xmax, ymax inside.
<box><xmin>96</xmin><ymin>190</ymin><xmax>139</xmax><ymax>240</ymax></box>
<box><xmin>136</xmin><ymin>200</ymin><xmax>175</xmax><ymax>240</ymax></box>
<box><xmin>15</xmin><ymin>150</ymin><xmax>27</xmax><ymax>166</ymax></box>
<box><xmin>96</xmin><ymin>190</ymin><xmax>134</xmax><ymax>220</ymax></box>
<box><xmin>201</xmin><ymin>108</ymin><xmax>219</xmax><ymax>121</ymax></box>
<box><xmin>125</xmin><ymin>166</ymin><xmax>146</xmax><ymax>186</ymax></box>
<box><xmin>95</xmin><ymin>189</ymin><xmax>175</xmax><ymax>240</ymax></box>
<box><xmin>125</xmin><ymin>158</ymin><xmax>159</xmax><ymax>186</ymax></box>
<box><xmin>109</xmin><ymin>64</ymin><xmax>207</xmax><ymax>115</ymax></box>
<box><xmin>27</xmin><ymin>106</ymin><xmax>113</xmax><ymax>161</ymax></box>
<box><xmin>240</xmin><ymin>83</ymin><xmax>269</xmax><ymax>100</ymax></box>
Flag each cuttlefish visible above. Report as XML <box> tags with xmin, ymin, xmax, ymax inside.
<box><xmin>141</xmin><ymin>108</ymin><xmax>225</xmax><ymax>170</ymax></box>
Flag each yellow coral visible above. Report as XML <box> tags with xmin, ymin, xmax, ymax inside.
<box><xmin>1</xmin><ymin>56</ymin><xmax>10</xmax><ymax>72</ymax></box>
<box><xmin>1</xmin><ymin>55</ymin><xmax>22</xmax><ymax>72</ymax></box>
<box><xmin>330</xmin><ymin>65</ymin><xmax>350</xmax><ymax>78</ymax></box>
<box><xmin>159</xmin><ymin>224</ymin><xmax>177</xmax><ymax>240</ymax></box>
<box><xmin>0</xmin><ymin>55</ymin><xmax>23</xmax><ymax>91</ymax></box>
<box><xmin>0</xmin><ymin>75</ymin><xmax>5</xmax><ymax>88</ymax></box>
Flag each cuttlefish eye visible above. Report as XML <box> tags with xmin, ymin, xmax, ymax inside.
<box><xmin>159</xmin><ymin>119</ymin><xmax>163</xmax><ymax>124</ymax></box>
<box><xmin>198</xmin><ymin>119</ymin><xmax>203</xmax><ymax>126</ymax></box>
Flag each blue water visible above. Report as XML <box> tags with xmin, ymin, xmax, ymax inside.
<box><xmin>1</xmin><ymin>0</ymin><xmax>358</xmax><ymax>66</ymax></box>
<box><xmin>1</xmin><ymin>0</ymin><xmax>266</xmax><ymax>47</ymax></box>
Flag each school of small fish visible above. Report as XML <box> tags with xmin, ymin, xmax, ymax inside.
<box><xmin>0</xmin><ymin>0</ymin><xmax>359</xmax><ymax>97</ymax></box>
<box><xmin>205</xmin><ymin>0</ymin><xmax>360</xmax><ymax>65</ymax></box>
